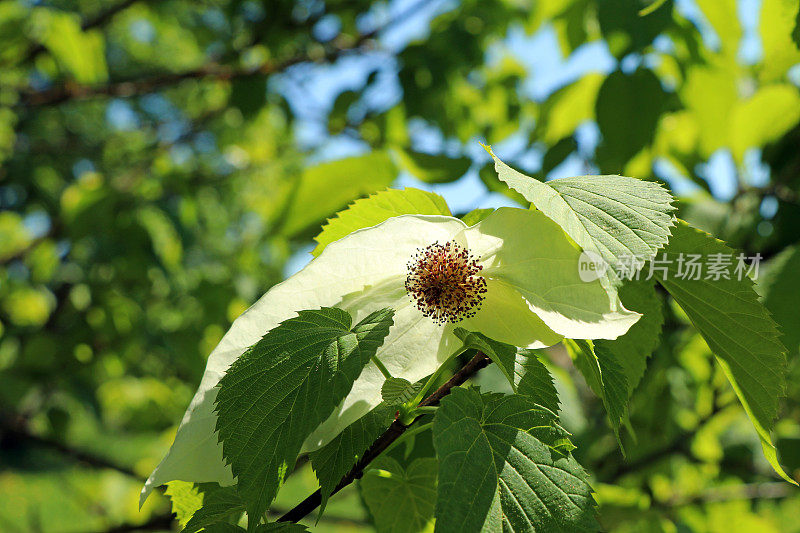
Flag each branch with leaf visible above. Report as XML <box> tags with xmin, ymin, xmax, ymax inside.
<box><xmin>142</xmin><ymin>150</ymin><xmax>795</xmax><ymax>531</ymax></box>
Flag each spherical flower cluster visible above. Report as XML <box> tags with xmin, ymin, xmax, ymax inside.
<box><xmin>405</xmin><ymin>241</ymin><xmax>488</xmax><ymax>324</ymax></box>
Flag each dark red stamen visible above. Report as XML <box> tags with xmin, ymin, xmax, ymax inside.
<box><xmin>405</xmin><ymin>241</ymin><xmax>487</xmax><ymax>325</ymax></box>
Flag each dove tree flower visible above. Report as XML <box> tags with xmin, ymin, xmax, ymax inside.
<box><xmin>141</xmin><ymin>206</ymin><xmax>639</xmax><ymax>503</ymax></box>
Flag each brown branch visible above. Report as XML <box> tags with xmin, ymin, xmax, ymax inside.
<box><xmin>17</xmin><ymin>0</ymin><xmax>434</xmax><ymax>108</ymax></box>
<box><xmin>103</xmin><ymin>513</ymin><xmax>175</xmax><ymax>533</ymax></box>
<box><xmin>0</xmin><ymin>416</ymin><xmax>141</xmax><ymax>480</ymax></box>
<box><xmin>16</xmin><ymin>0</ymin><xmax>141</xmax><ymax>67</ymax></box>
<box><xmin>652</xmin><ymin>482</ymin><xmax>797</xmax><ymax>510</ymax></box>
<box><xmin>18</xmin><ymin>54</ymin><xmax>305</xmax><ymax>107</ymax></box>
<box><xmin>277</xmin><ymin>350</ymin><xmax>492</xmax><ymax>524</ymax></box>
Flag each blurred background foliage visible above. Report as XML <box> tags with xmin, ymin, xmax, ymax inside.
<box><xmin>0</xmin><ymin>0</ymin><xmax>799</xmax><ymax>531</ymax></box>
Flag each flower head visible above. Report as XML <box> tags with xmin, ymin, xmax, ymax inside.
<box><xmin>405</xmin><ymin>241</ymin><xmax>487</xmax><ymax>324</ymax></box>
<box><xmin>142</xmin><ymin>207</ymin><xmax>640</xmax><ymax>504</ymax></box>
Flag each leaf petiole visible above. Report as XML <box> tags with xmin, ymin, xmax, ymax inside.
<box><xmin>383</xmin><ymin>421</ymin><xmax>434</xmax><ymax>455</ymax></box>
<box><xmin>410</xmin><ymin>405</ymin><xmax>438</xmax><ymax>416</ymax></box>
<box><xmin>372</xmin><ymin>355</ymin><xmax>393</xmax><ymax>380</ymax></box>
<box><xmin>409</xmin><ymin>345</ymin><xmax>469</xmax><ymax>407</ymax></box>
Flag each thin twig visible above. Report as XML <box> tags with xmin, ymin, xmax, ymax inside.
<box><xmin>18</xmin><ymin>0</ymin><xmax>435</xmax><ymax>108</ymax></box>
<box><xmin>1</xmin><ymin>418</ymin><xmax>141</xmax><ymax>480</ymax></box>
<box><xmin>662</xmin><ymin>482</ymin><xmax>796</xmax><ymax>506</ymax></box>
<box><xmin>277</xmin><ymin>350</ymin><xmax>492</xmax><ymax>524</ymax></box>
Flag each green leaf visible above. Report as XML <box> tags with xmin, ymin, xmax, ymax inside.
<box><xmin>485</xmin><ymin>146</ymin><xmax>676</xmax><ymax>278</ymax></box>
<box><xmin>183</xmin><ymin>485</ymin><xmax>244</xmax><ymax>533</ymax></box>
<box><xmin>478</xmin><ymin>163</ymin><xmax>528</xmax><ymax>205</ymax></box>
<box><xmin>165</xmin><ymin>481</ymin><xmax>204</xmax><ymax>528</ymax></box>
<box><xmin>361</xmin><ymin>457</ymin><xmax>437</xmax><ymax>533</ymax></box>
<box><xmin>541</xmin><ymin>136</ymin><xmax>578</xmax><ymax>176</ymax></box>
<box><xmin>459</xmin><ymin>208</ymin><xmax>494</xmax><ymax>226</ymax></box>
<box><xmin>758</xmin><ymin>244</ymin><xmax>800</xmax><ymax>355</ymax></box>
<box><xmin>280</xmin><ymin>152</ymin><xmax>397</xmax><ymax>237</ymax></box>
<box><xmin>730</xmin><ymin>85</ymin><xmax>800</xmax><ymax>163</ymax></box>
<box><xmin>654</xmin><ymin>221</ymin><xmax>794</xmax><ymax>483</ymax></box>
<box><xmin>381</xmin><ymin>378</ymin><xmax>423</xmax><ymax>406</ymax></box>
<box><xmin>681</xmin><ymin>65</ymin><xmax>738</xmax><ymax>157</ymax></box>
<box><xmin>516</xmin><ymin>350</ymin><xmax>560</xmax><ymax>414</ymax></box>
<box><xmin>565</xmin><ymin>339</ymin><xmax>629</xmax><ymax>437</ymax></box>
<box><xmin>453</xmin><ymin>328</ymin><xmax>517</xmax><ymax>391</ymax></box>
<box><xmin>433</xmin><ymin>388</ymin><xmax>597</xmax><ymax>532</ymax></box>
<box><xmin>759</xmin><ymin>0</ymin><xmax>800</xmax><ymax>82</ymax></box>
<box><xmin>231</xmin><ymin>76</ymin><xmax>268</xmax><ymax>117</ymax></box>
<box><xmin>33</xmin><ymin>9</ymin><xmax>108</xmax><ymax>83</ymax></box>
<box><xmin>534</xmin><ymin>73</ymin><xmax>604</xmax><ymax>145</ymax></box>
<box><xmin>453</xmin><ymin>329</ymin><xmax>560</xmax><ymax>413</ymax></box>
<box><xmin>310</xmin><ymin>403</ymin><xmax>395</xmax><ymax>513</ymax></box>
<box><xmin>594</xmin><ymin>279</ymin><xmax>664</xmax><ymax>393</ymax></box>
<box><xmin>393</xmin><ymin>148</ymin><xmax>472</xmax><ymax>183</ymax></box>
<box><xmin>201</xmin><ymin>525</ymin><xmax>247</xmax><ymax>533</ymax></box>
<box><xmin>598</xmin><ymin>0</ymin><xmax>673</xmax><ymax>58</ymax></box>
<box><xmin>0</xmin><ymin>210</ymin><xmax>32</xmax><ymax>261</ymax></box>
<box><xmin>695</xmin><ymin>0</ymin><xmax>741</xmax><ymax>56</ymax></box>
<box><xmin>137</xmin><ymin>206</ymin><xmax>183</xmax><ymax>271</ymax></box>
<box><xmin>214</xmin><ymin>307</ymin><xmax>395</xmax><ymax>523</ymax></box>
<box><xmin>312</xmin><ymin>188</ymin><xmax>451</xmax><ymax>257</ymax></box>
<box><xmin>595</xmin><ymin>69</ymin><xmax>667</xmax><ymax>170</ymax></box>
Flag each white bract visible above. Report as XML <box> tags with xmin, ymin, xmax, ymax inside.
<box><xmin>141</xmin><ymin>207</ymin><xmax>640</xmax><ymax>504</ymax></box>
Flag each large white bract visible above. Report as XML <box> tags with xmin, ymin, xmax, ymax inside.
<box><xmin>141</xmin><ymin>207</ymin><xmax>640</xmax><ymax>504</ymax></box>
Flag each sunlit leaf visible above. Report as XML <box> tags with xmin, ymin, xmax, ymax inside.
<box><xmin>312</xmin><ymin>188</ymin><xmax>450</xmax><ymax>257</ymax></box>
<box><xmin>280</xmin><ymin>152</ymin><xmax>398</xmax><ymax>237</ymax></box>
<box><xmin>486</xmin><ymin>147</ymin><xmax>676</xmax><ymax>279</ymax></box>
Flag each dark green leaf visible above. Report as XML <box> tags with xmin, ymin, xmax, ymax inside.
<box><xmin>598</xmin><ymin>0</ymin><xmax>673</xmax><ymax>57</ymax></box>
<box><xmin>361</xmin><ymin>457</ymin><xmax>437</xmax><ymax>533</ymax></box>
<box><xmin>758</xmin><ymin>244</ymin><xmax>800</xmax><ymax>355</ymax></box>
<box><xmin>541</xmin><ymin>136</ymin><xmax>578</xmax><ymax>176</ymax></box>
<box><xmin>453</xmin><ymin>328</ymin><xmax>517</xmax><ymax>391</ymax></box>
<box><xmin>394</xmin><ymin>149</ymin><xmax>472</xmax><ymax>184</ymax></box>
<box><xmin>381</xmin><ymin>378</ymin><xmax>423</xmax><ymax>406</ymax></box>
<box><xmin>655</xmin><ymin>221</ymin><xmax>793</xmax><ymax>483</ymax></box>
<box><xmin>310</xmin><ymin>403</ymin><xmax>395</xmax><ymax>514</ymax></box>
<box><xmin>433</xmin><ymin>388</ymin><xmax>596</xmax><ymax>532</ymax></box>
<box><xmin>215</xmin><ymin>307</ymin><xmax>395</xmax><ymax>523</ymax></box>
<box><xmin>231</xmin><ymin>76</ymin><xmax>267</xmax><ymax>117</ymax></box>
<box><xmin>566</xmin><ymin>339</ymin><xmax>629</xmax><ymax>436</ymax></box>
<box><xmin>516</xmin><ymin>349</ymin><xmax>560</xmax><ymax>414</ymax></box>
<box><xmin>183</xmin><ymin>484</ymin><xmax>244</xmax><ymax>533</ymax></box>
<box><xmin>595</xmin><ymin>69</ymin><xmax>668</xmax><ymax>170</ymax></box>
<box><xmin>594</xmin><ymin>278</ymin><xmax>664</xmax><ymax>393</ymax></box>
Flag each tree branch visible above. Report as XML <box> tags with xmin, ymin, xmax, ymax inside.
<box><xmin>17</xmin><ymin>0</ymin><xmax>435</xmax><ymax>108</ymax></box>
<box><xmin>277</xmin><ymin>350</ymin><xmax>492</xmax><ymax>524</ymax></box>
<box><xmin>0</xmin><ymin>416</ymin><xmax>141</xmax><ymax>480</ymax></box>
